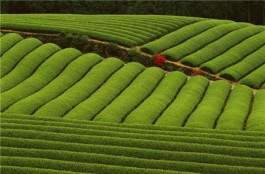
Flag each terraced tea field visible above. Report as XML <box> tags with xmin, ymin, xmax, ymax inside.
<box><xmin>1</xmin><ymin>113</ymin><xmax>265</xmax><ymax>174</ymax></box>
<box><xmin>1</xmin><ymin>15</ymin><xmax>265</xmax><ymax>174</ymax></box>
<box><xmin>1</xmin><ymin>14</ymin><xmax>265</xmax><ymax>88</ymax></box>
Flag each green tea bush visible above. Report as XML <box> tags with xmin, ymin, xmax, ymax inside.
<box><xmin>247</xmin><ymin>90</ymin><xmax>265</xmax><ymax>131</ymax></box>
<box><xmin>181</xmin><ymin>26</ymin><xmax>264</xmax><ymax>66</ymax></box>
<box><xmin>0</xmin><ymin>48</ymin><xmax>81</xmax><ymax>111</ymax></box>
<box><xmin>0</xmin><ymin>33</ymin><xmax>24</xmax><ymax>55</ymax></box>
<box><xmin>93</xmin><ymin>67</ymin><xmax>165</xmax><ymax>123</ymax></box>
<box><xmin>1</xmin><ymin>38</ymin><xmax>43</xmax><ymax>77</ymax></box>
<box><xmin>200</xmin><ymin>31</ymin><xmax>265</xmax><ymax>73</ymax></box>
<box><xmin>141</xmin><ymin>19</ymin><xmax>231</xmax><ymax>54</ymax></box>
<box><xmin>185</xmin><ymin>80</ymin><xmax>231</xmax><ymax>128</ymax></box>
<box><xmin>240</xmin><ymin>64</ymin><xmax>265</xmax><ymax>89</ymax></box>
<box><xmin>5</xmin><ymin>53</ymin><xmax>102</xmax><ymax>114</ymax></box>
<box><xmin>124</xmin><ymin>71</ymin><xmax>187</xmax><ymax>124</ymax></box>
<box><xmin>156</xmin><ymin>76</ymin><xmax>209</xmax><ymax>126</ymax></box>
<box><xmin>220</xmin><ymin>45</ymin><xmax>265</xmax><ymax>81</ymax></box>
<box><xmin>216</xmin><ymin>85</ymin><xmax>253</xmax><ymax>130</ymax></box>
<box><xmin>1</xmin><ymin>43</ymin><xmax>61</xmax><ymax>92</ymax></box>
<box><xmin>34</xmin><ymin>58</ymin><xmax>123</xmax><ymax>117</ymax></box>
<box><xmin>162</xmin><ymin>22</ymin><xmax>249</xmax><ymax>61</ymax></box>
<box><xmin>64</xmin><ymin>62</ymin><xmax>145</xmax><ymax>120</ymax></box>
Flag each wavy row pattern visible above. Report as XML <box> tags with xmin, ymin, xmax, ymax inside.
<box><xmin>1</xmin><ymin>34</ymin><xmax>264</xmax><ymax>131</ymax></box>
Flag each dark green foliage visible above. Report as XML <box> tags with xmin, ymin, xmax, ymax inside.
<box><xmin>128</xmin><ymin>48</ymin><xmax>153</xmax><ymax>65</ymax></box>
<box><xmin>54</xmin><ymin>32</ymin><xmax>90</xmax><ymax>49</ymax></box>
<box><xmin>105</xmin><ymin>42</ymin><xmax>119</xmax><ymax>56</ymax></box>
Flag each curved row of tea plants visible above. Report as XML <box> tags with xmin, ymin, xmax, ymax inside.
<box><xmin>1</xmin><ymin>33</ymin><xmax>264</xmax><ymax>131</ymax></box>
<box><xmin>0</xmin><ymin>14</ymin><xmax>204</xmax><ymax>47</ymax></box>
<box><xmin>1</xmin><ymin>113</ymin><xmax>265</xmax><ymax>174</ymax></box>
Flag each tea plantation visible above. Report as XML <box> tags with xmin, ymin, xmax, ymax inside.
<box><xmin>1</xmin><ymin>15</ymin><xmax>265</xmax><ymax>174</ymax></box>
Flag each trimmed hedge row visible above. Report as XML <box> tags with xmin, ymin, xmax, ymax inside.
<box><xmin>3</xmin><ymin>128</ymin><xmax>264</xmax><ymax>158</ymax></box>
<box><xmin>246</xmin><ymin>90</ymin><xmax>265</xmax><ymax>131</ymax></box>
<box><xmin>5</xmin><ymin>53</ymin><xmax>102</xmax><ymax>114</ymax></box>
<box><xmin>64</xmin><ymin>62</ymin><xmax>145</xmax><ymax>120</ymax></box>
<box><xmin>162</xmin><ymin>22</ymin><xmax>250</xmax><ymax>60</ymax></box>
<box><xmin>124</xmin><ymin>71</ymin><xmax>187</xmax><ymax>124</ymax></box>
<box><xmin>1</xmin><ymin>43</ymin><xmax>61</xmax><ymax>92</ymax></box>
<box><xmin>219</xmin><ymin>45</ymin><xmax>265</xmax><ymax>81</ymax></box>
<box><xmin>185</xmin><ymin>80</ymin><xmax>231</xmax><ymax>129</ymax></box>
<box><xmin>0</xmin><ymin>33</ymin><xmax>24</xmax><ymax>55</ymax></box>
<box><xmin>155</xmin><ymin>76</ymin><xmax>209</xmax><ymax>126</ymax></box>
<box><xmin>180</xmin><ymin>26</ymin><xmax>264</xmax><ymax>66</ymax></box>
<box><xmin>141</xmin><ymin>19</ymin><xmax>231</xmax><ymax>54</ymax></box>
<box><xmin>34</xmin><ymin>58</ymin><xmax>123</xmax><ymax>117</ymax></box>
<box><xmin>1</xmin><ymin>48</ymin><xmax>81</xmax><ymax>111</ymax></box>
<box><xmin>240</xmin><ymin>64</ymin><xmax>265</xmax><ymax>89</ymax></box>
<box><xmin>1</xmin><ymin>38</ymin><xmax>43</xmax><ymax>78</ymax></box>
<box><xmin>93</xmin><ymin>67</ymin><xmax>165</xmax><ymax>123</ymax></box>
<box><xmin>0</xmin><ymin>141</ymin><xmax>262</xmax><ymax>169</ymax></box>
<box><xmin>216</xmin><ymin>85</ymin><xmax>253</xmax><ymax>130</ymax></box>
<box><xmin>200</xmin><ymin>31</ymin><xmax>265</xmax><ymax>73</ymax></box>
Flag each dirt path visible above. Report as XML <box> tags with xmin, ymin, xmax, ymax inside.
<box><xmin>0</xmin><ymin>29</ymin><xmax>246</xmax><ymax>87</ymax></box>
